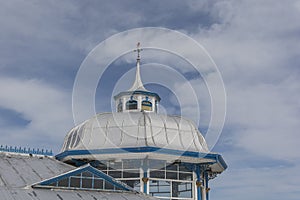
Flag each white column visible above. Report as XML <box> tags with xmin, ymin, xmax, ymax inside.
<box><xmin>193</xmin><ymin>171</ymin><xmax>199</xmax><ymax>200</ymax></box>
<box><xmin>137</xmin><ymin>95</ymin><xmax>142</xmax><ymax>111</ymax></box>
<box><xmin>115</xmin><ymin>99</ymin><xmax>118</xmax><ymax>112</ymax></box>
<box><xmin>122</xmin><ymin>97</ymin><xmax>127</xmax><ymax>111</ymax></box>
<box><xmin>201</xmin><ymin>172</ymin><xmax>207</xmax><ymax>200</ymax></box>
<box><xmin>151</xmin><ymin>97</ymin><xmax>155</xmax><ymax>112</ymax></box>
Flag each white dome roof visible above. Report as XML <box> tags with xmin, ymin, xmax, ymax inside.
<box><xmin>61</xmin><ymin>112</ymin><xmax>208</xmax><ymax>153</ymax></box>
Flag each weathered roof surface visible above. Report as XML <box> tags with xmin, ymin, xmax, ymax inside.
<box><xmin>0</xmin><ymin>188</ymin><xmax>156</xmax><ymax>200</ymax></box>
<box><xmin>0</xmin><ymin>152</ymin><xmax>157</xmax><ymax>200</ymax></box>
<box><xmin>0</xmin><ymin>152</ymin><xmax>73</xmax><ymax>188</ymax></box>
<box><xmin>61</xmin><ymin>112</ymin><xmax>209</xmax><ymax>153</ymax></box>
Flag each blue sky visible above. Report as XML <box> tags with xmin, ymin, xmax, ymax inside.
<box><xmin>0</xmin><ymin>0</ymin><xmax>300</xmax><ymax>199</ymax></box>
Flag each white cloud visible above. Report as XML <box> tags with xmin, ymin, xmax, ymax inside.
<box><xmin>191</xmin><ymin>0</ymin><xmax>300</xmax><ymax>160</ymax></box>
<box><xmin>183</xmin><ymin>1</ymin><xmax>300</xmax><ymax>199</ymax></box>
<box><xmin>0</xmin><ymin>77</ymin><xmax>73</xmax><ymax>152</ymax></box>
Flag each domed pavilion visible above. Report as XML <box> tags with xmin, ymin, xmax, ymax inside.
<box><xmin>56</xmin><ymin>43</ymin><xmax>227</xmax><ymax>200</ymax></box>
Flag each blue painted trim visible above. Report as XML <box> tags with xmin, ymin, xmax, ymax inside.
<box><xmin>37</xmin><ymin>167</ymin><xmax>86</xmax><ymax>185</ymax></box>
<box><xmin>216</xmin><ymin>154</ymin><xmax>227</xmax><ymax>169</ymax></box>
<box><xmin>114</xmin><ymin>90</ymin><xmax>161</xmax><ymax>101</ymax></box>
<box><xmin>0</xmin><ymin>145</ymin><xmax>53</xmax><ymax>156</ymax></box>
<box><xmin>33</xmin><ymin>164</ymin><xmax>133</xmax><ymax>191</ymax></box>
<box><xmin>196</xmin><ymin>165</ymin><xmax>202</xmax><ymax>200</ymax></box>
<box><xmin>143</xmin><ymin>171</ymin><xmax>147</xmax><ymax>193</ymax></box>
<box><xmin>56</xmin><ymin>146</ymin><xmax>227</xmax><ymax>169</ymax></box>
<box><xmin>57</xmin><ymin>146</ymin><xmax>210</xmax><ymax>159</ymax></box>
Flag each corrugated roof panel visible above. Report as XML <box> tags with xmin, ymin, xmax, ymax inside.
<box><xmin>0</xmin><ymin>153</ymin><xmax>158</xmax><ymax>200</ymax></box>
<box><xmin>0</xmin><ymin>188</ymin><xmax>15</xmax><ymax>200</ymax></box>
<box><xmin>22</xmin><ymin>156</ymin><xmax>64</xmax><ymax>179</ymax></box>
<box><xmin>61</xmin><ymin>112</ymin><xmax>209</xmax><ymax>154</ymax></box>
<box><xmin>0</xmin><ymin>188</ymin><xmax>158</xmax><ymax>200</ymax></box>
<box><xmin>0</xmin><ymin>154</ymin><xmax>27</xmax><ymax>187</ymax></box>
<box><xmin>10</xmin><ymin>156</ymin><xmax>43</xmax><ymax>184</ymax></box>
<box><xmin>41</xmin><ymin>156</ymin><xmax>74</xmax><ymax>174</ymax></box>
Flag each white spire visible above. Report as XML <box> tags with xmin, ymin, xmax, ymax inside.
<box><xmin>129</xmin><ymin>42</ymin><xmax>147</xmax><ymax>91</ymax></box>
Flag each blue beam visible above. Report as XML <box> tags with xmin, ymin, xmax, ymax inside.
<box><xmin>143</xmin><ymin>171</ymin><xmax>148</xmax><ymax>193</ymax></box>
<box><xmin>196</xmin><ymin>165</ymin><xmax>202</xmax><ymax>200</ymax></box>
<box><xmin>56</xmin><ymin>146</ymin><xmax>227</xmax><ymax>169</ymax></box>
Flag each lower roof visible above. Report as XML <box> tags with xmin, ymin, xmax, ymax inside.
<box><xmin>0</xmin><ymin>188</ymin><xmax>156</xmax><ymax>200</ymax></box>
<box><xmin>0</xmin><ymin>152</ymin><xmax>157</xmax><ymax>200</ymax></box>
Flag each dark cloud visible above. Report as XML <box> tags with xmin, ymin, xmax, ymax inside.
<box><xmin>0</xmin><ymin>107</ymin><xmax>31</xmax><ymax>128</ymax></box>
<box><xmin>0</xmin><ymin>0</ymin><xmax>221</xmax><ymax>88</ymax></box>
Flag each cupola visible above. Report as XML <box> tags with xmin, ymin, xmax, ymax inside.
<box><xmin>114</xmin><ymin>43</ymin><xmax>161</xmax><ymax>113</ymax></box>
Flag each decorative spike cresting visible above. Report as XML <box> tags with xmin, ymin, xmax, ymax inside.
<box><xmin>0</xmin><ymin>145</ymin><xmax>53</xmax><ymax>156</ymax></box>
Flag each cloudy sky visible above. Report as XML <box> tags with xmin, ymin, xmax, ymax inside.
<box><xmin>0</xmin><ymin>0</ymin><xmax>300</xmax><ymax>199</ymax></box>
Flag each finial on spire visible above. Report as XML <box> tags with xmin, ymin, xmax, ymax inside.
<box><xmin>134</xmin><ymin>42</ymin><xmax>143</xmax><ymax>61</ymax></box>
<box><xmin>129</xmin><ymin>42</ymin><xmax>147</xmax><ymax>91</ymax></box>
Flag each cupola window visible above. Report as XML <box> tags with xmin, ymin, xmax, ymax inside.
<box><xmin>142</xmin><ymin>100</ymin><xmax>152</xmax><ymax>111</ymax></box>
<box><xmin>126</xmin><ymin>100</ymin><xmax>138</xmax><ymax>110</ymax></box>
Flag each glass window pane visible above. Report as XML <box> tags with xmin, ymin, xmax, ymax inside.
<box><xmin>70</xmin><ymin>177</ymin><xmax>80</xmax><ymax>188</ymax></box>
<box><xmin>71</xmin><ymin>172</ymin><xmax>81</xmax><ymax>178</ymax></box>
<box><xmin>158</xmin><ymin>180</ymin><xmax>171</xmax><ymax>192</ymax></box>
<box><xmin>82</xmin><ymin>178</ymin><xmax>92</xmax><ymax>188</ymax></box>
<box><xmin>108</xmin><ymin>171</ymin><xmax>122</xmax><ymax>178</ymax></box>
<box><xmin>126</xmin><ymin>100</ymin><xmax>137</xmax><ymax>110</ymax></box>
<box><xmin>166</xmin><ymin>172</ymin><xmax>178</xmax><ymax>180</ymax></box>
<box><xmin>172</xmin><ymin>182</ymin><xmax>180</xmax><ymax>197</ymax></box>
<box><xmin>150</xmin><ymin>170</ymin><xmax>165</xmax><ymax>179</ymax></box>
<box><xmin>177</xmin><ymin>182</ymin><xmax>193</xmax><ymax>198</ymax></box>
<box><xmin>179</xmin><ymin>172</ymin><xmax>192</xmax><ymax>180</ymax></box>
<box><xmin>109</xmin><ymin>162</ymin><xmax>122</xmax><ymax>170</ymax></box>
<box><xmin>179</xmin><ymin>165</ymin><xmax>192</xmax><ymax>172</ymax></box>
<box><xmin>123</xmin><ymin>170</ymin><xmax>140</xmax><ymax>178</ymax></box>
<box><xmin>166</xmin><ymin>164</ymin><xmax>178</xmax><ymax>171</ymax></box>
<box><xmin>104</xmin><ymin>181</ymin><xmax>114</xmax><ymax>190</ymax></box>
<box><xmin>134</xmin><ymin>181</ymin><xmax>140</xmax><ymax>191</ymax></box>
<box><xmin>150</xmin><ymin>185</ymin><xmax>158</xmax><ymax>193</ymax></box>
<box><xmin>153</xmin><ymin>192</ymin><xmax>170</xmax><ymax>197</ymax></box>
<box><xmin>142</xmin><ymin>101</ymin><xmax>152</xmax><ymax>111</ymax></box>
<box><xmin>97</xmin><ymin>164</ymin><xmax>107</xmax><ymax>171</ymax></box>
<box><xmin>49</xmin><ymin>181</ymin><xmax>57</xmax><ymax>187</ymax></box>
<box><xmin>94</xmin><ymin>179</ymin><xmax>103</xmax><ymax>189</ymax></box>
<box><xmin>82</xmin><ymin>171</ymin><xmax>93</xmax><ymax>177</ymax></box>
<box><xmin>58</xmin><ymin>178</ymin><xmax>69</xmax><ymax>187</ymax></box>
<box><xmin>179</xmin><ymin>190</ymin><xmax>193</xmax><ymax>198</ymax></box>
<box><xmin>122</xmin><ymin>179</ymin><xmax>140</xmax><ymax>189</ymax></box>
<box><xmin>149</xmin><ymin>180</ymin><xmax>171</xmax><ymax>197</ymax></box>
<box><xmin>149</xmin><ymin>160</ymin><xmax>165</xmax><ymax>169</ymax></box>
